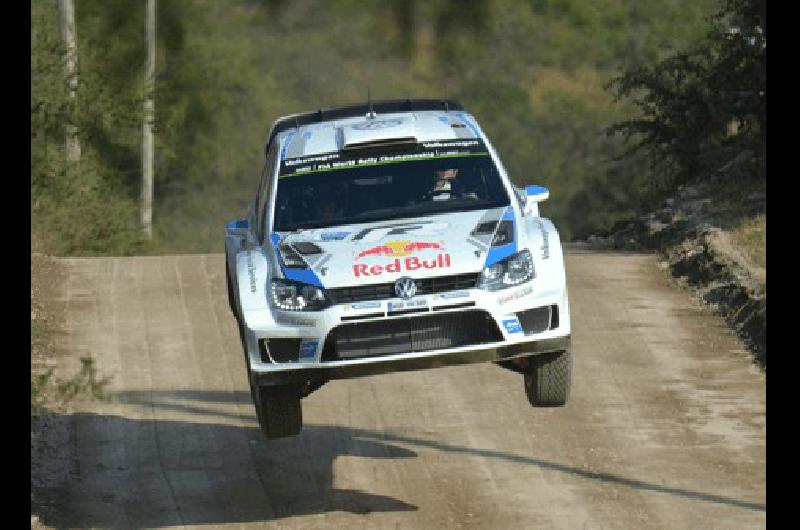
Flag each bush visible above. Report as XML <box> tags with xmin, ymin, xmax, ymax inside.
<box><xmin>606</xmin><ymin>0</ymin><xmax>765</xmax><ymax>195</ymax></box>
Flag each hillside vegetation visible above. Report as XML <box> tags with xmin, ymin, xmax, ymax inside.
<box><xmin>32</xmin><ymin>0</ymin><xmax>718</xmax><ymax>254</ymax></box>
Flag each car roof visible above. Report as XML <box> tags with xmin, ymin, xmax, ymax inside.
<box><xmin>265</xmin><ymin>99</ymin><xmax>482</xmax><ymax>159</ymax></box>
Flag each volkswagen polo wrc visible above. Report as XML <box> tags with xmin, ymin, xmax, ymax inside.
<box><xmin>225</xmin><ymin>99</ymin><xmax>571</xmax><ymax>439</ymax></box>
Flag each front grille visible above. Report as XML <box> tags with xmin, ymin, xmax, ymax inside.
<box><xmin>327</xmin><ymin>273</ymin><xmax>480</xmax><ymax>304</ymax></box>
<box><xmin>322</xmin><ymin>310</ymin><xmax>502</xmax><ymax>361</ymax></box>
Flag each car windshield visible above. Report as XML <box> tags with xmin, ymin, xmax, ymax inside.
<box><xmin>273</xmin><ymin>142</ymin><xmax>510</xmax><ymax>231</ymax></box>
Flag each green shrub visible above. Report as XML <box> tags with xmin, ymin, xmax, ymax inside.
<box><xmin>606</xmin><ymin>0</ymin><xmax>765</xmax><ymax>195</ymax></box>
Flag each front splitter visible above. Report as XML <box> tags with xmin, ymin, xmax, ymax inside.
<box><xmin>252</xmin><ymin>335</ymin><xmax>570</xmax><ymax>386</ymax></box>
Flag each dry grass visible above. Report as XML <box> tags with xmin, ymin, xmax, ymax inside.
<box><xmin>31</xmin><ymin>236</ymin><xmax>59</xmax><ymax>370</ymax></box>
<box><xmin>711</xmin><ymin>214</ymin><xmax>766</xmax><ymax>290</ymax></box>
<box><xmin>31</xmin><ymin>236</ymin><xmax>60</xmax><ymax>417</ymax></box>
<box><xmin>32</xmin><ymin>234</ymin><xmax>111</xmax><ymax>417</ymax></box>
<box><xmin>729</xmin><ymin>214</ymin><xmax>766</xmax><ymax>270</ymax></box>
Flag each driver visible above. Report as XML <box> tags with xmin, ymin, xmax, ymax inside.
<box><xmin>315</xmin><ymin>182</ymin><xmax>348</xmax><ymax>221</ymax></box>
<box><xmin>429</xmin><ymin>168</ymin><xmax>458</xmax><ymax>201</ymax></box>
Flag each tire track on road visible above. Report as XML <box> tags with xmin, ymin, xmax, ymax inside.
<box><xmin>45</xmin><ymin>251</ymin><xmax>765</xmax><ymax>529</ymax></box>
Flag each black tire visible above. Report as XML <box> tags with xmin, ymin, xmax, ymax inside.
<box><xmin>239</xmin><ymin>325</ymin><xmax>303</xmax><ymax>439</ymax></box>
<box><xmin>225</xmin><ymin>262</ymin><xmax>238</xmax><ymax>319</ymax></box>
<box><xmin>524</xmin><ymin>349</ymin><xmax>572</xmax><ymax>407</ymax></box>
<box><xmin>250</xmin><ymin>381</ymin><xmax>303</xmax><ymax>439</ymax></box>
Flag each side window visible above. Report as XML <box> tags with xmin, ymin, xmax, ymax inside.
<box><xmin>256</xmin><ymin>141</ymin><xmax>279</xmax><ymax>243</ymax></box>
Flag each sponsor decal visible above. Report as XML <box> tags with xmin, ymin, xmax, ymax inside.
<box><xmin>352</xmin><ymin>119</ymin><xmax>403</xmax><ymax>130</ymax></box>
<box><xmin>353</xmin><ymin>254</ymin><xmax>451</xmax><ymax>277</ymax></box>
<box><xmin>276</xmin><ymin>315</ymin><xmax>316</xmax><ymax>327</ymax></box>
<box><xmin>246</xmin><ymin>253</ymin><xmax>257</xmax><ymax>293</ymax></box>
<box><xmin>299</xmin><ymin>341</ymin><xmax>318</xmax><ymax>359</ymax></box>
<box><xmin>421</xmin><ymin>140</ymin><xmax>481</xmax><ymax>149</ymax></box>
<box><xmin>497</xmin><ymin>286</ymin><xmax>534</xmax><ymax>305</ymax></box>
<box><xmin>350</xmin><ymin>301</ymin><xmax>382</xmax><ymax>310</ymax></box>
<box><xmin>284</xmin><ymin>152</ymin><xmax>340</xmax><ymax>168</ymax></box>
<box><xmin>436</xmin><ymin>290</ymin><xmax>470</xmax><ymax>300</ymax></box>
<box><xmin>280</xmin><ymin>147</ymin><xmax>490</xmax><ymax>178</ymax></box>
<box><xmin>321</xmin><ymin>231</ymin><xmax>350</xmax><ymax>241</ymax></box>
<box><xmin>352</xmin><ymin>240</ymin><xmax>451</xmax><ymax>277</ymax></box>
<box><xmin>534</xmin><ymin>219</ymin><xmax>550</xmax><ymax>260</ymax></box>
<box><xmin>352</xmin><ymin>222</ymin><xmax>448</xmax><ymax>241</ymax></box>
<box><xmin>388</xmin><ymin>299</ymin><xmax>428</xmax><ymax>311</ymax></box>
<box><xmin>355</xmin><ymin>240</ymin><xmax>443</xmax><ymax>259</ymax></box>
<box><xmin>502</xmin><ymin>318</ymin><xmax>523</xmax><ymax>334</ymax></box>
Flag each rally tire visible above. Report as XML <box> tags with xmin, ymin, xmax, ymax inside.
<box><xmin>524</xmin><ymin>349</ymin><xmax>572</xmax><ymax>407</ymax></box>
<box><xmin>251</xmin><ymin>382</ymin><xmax>303</xmax><ymax>440</ymax></box>
<box><xmin>226</xmin><ymin>262</ymin><xmax>238</xmax><ymax>320</ymax></box>
<box><xmin>240</xmin><ymin>326</ymin><xmax>303</xmax><ymax>439</ymax></box>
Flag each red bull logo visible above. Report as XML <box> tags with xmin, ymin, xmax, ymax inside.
<box><xmin>353</xmin><ymin>240</ymin><xmax>451</xmax><ymax>277</ymax></box>
<box><xmin>355</xmin><ymin>240</ymin><xmax>443</xmax><ymax>260</ymax></box>
<box><xmin>353</xmin><ymin>254</ymin><xmax>451</xmax><ymax>277</ymax></box>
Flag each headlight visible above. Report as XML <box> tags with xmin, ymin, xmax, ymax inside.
<box><xmin>477</xmin><ymin>249</ymin><xmax>535</xmax><ymax>291</ymax></box>
<box><xmin>270</xmin><ymin>279</ymin><xmax>329</xmax><ymax>311</ymax></box>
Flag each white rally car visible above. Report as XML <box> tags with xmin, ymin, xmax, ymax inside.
<box><xmin>226</xmin><ymin>100</ymin><xmax>571</xmax><ymax>439</ymax></box>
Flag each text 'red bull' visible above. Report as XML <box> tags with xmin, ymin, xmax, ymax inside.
<box><xmin>353</xmin><ymin>254</ymin><xmax>452</xmax><ymax>277</ymax></box>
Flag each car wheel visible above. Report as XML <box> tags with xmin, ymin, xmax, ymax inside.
<box><xmin>524</xmin><ymin>349</ymin><xmax>571</xmax><ymax>407</ymax></box>
<box><xmin>225</xmin><ymin>261</ymin><xmax>238</xmax><ymax>319</ymax></box>
<box><xmin>250</xmin><ymin>381</ymin><xmax>303</xmax><ymax>439</ymax></box>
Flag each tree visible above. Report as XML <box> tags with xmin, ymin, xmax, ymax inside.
<box><xmin>607</xmin><ymin>0</ymin><xmax>765</xmax><ymax>191</ymax></box>
<box><xmin>142</xmin><ymin>0</ymin><xmax>156</xmax><ymax>238</ymax></box>
<box><xmin>57</xmin><ymin>0</ymin><xmax>81</xmax><ymax>162</ymax></box>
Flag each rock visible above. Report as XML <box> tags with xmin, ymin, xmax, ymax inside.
<box><xmin>683</xmin><ymin>198</ymin><xmax>712</xmax><ymax>214</ymax></box>
<box><xmin>655</xmin><ymin>208</ymin><xmax>673</xmax><ymax>223</ymax></box>
<box><xmin>679</xmin><ymin>185</ymin><xmax>701</xmax><ymax>200</ymax></box>
<box><xmin>582</xmin><ymin>178</ymin><xmax>765</xmax><ymax>369</ymax></box>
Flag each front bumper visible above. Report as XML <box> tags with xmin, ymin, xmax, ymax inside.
<box><xmin>253</xmin><ymin>334</ymin><xmax>571</xmax><ymax>386</ymax></box>
<box><xmin>242</xmin><ymin>279</ymin><xmax>571</xmax><ymax>387</ymax></box>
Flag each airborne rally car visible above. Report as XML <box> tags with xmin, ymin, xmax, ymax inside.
<box><xmin>225</xmin><ymin>100</ymin><xmax>571</xmax><ymax>439</ymax></box>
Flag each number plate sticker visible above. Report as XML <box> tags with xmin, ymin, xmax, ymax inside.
<box><xmin>299</xmin><ymin>340</ymin><xmax>318</xmax><ymax>359</ymax></box>
<box><xmin>502</xmin><ymin>318</ymin><xmax>523</xmax><ymax>334</ymax></box>
<box><xmin>387</xmin><ymin>298</ymin><xmax>428</xmax><ymax>311</ymax></box>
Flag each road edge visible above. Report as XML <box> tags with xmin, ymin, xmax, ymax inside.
<box><xmin>585</xmin><ymin>183</ymin><xmax>766</xmax><ymax>370</ymax></box>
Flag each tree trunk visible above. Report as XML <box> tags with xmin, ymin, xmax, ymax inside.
<box><xmin>141</xmin><ymin>0</ymin><xmax>156</xmax><ymax>239</ymax></box>
<box><xmin>411</xmin><ymin>1</ymin><xmax>435</xmax><ymax>85</ymax></box>
<box><xmin>58</xmin><ymin>0</ymin><xmax>81</xmax><ymax>162</ymax></box>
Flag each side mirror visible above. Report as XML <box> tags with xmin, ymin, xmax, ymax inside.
<box><xmin>226</xmin><ymin>218</ymin><xmax>250</xmax><ymax>237</ymax></box>
<box><xmin>523</xmin><ymin>185</ymin><xmax>549</xmax><ymax>216</ymax></box>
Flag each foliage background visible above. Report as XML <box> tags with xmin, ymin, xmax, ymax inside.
<box><xmin>32</xmin><ymin>0</ymin><xmax>721</xmax><ymax>255</ymax></box>
<box><xmin>607</xmin><ymin>0</ymin><xmax>764</xmax><ymax>198</ymax></box>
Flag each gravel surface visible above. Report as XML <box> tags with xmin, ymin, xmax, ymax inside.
<box><xmin>31</xmin><ymin>251</ymin><xmax>765</xmax><ymax>528</ymax></box>
<box><xmin>587</xmin><ymin>183</ymin><xmax>766</xmax><ymax>369</ymax></box>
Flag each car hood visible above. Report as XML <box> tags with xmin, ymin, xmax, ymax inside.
<box><xmin>275</xmin><ymin>207</ymin><xmax>509</xmax><ymax>288</ymax></box>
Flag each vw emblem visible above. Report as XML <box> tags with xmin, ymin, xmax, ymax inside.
<box><xmin>394</xmin><ymin>277</ymin><xmax>417</xmax><ymax>299</ymax></box>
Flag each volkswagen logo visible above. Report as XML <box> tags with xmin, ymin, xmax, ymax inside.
<box><xmin>394</xmin><ymin>277</ymin><xmax>417</xmax><ymax>299</ymax></box>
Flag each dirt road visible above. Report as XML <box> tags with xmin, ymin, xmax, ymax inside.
<box><xmin>41</xmin><ymin>248</ymin><xmax>765</xmax><ymax>528</ymax></box>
